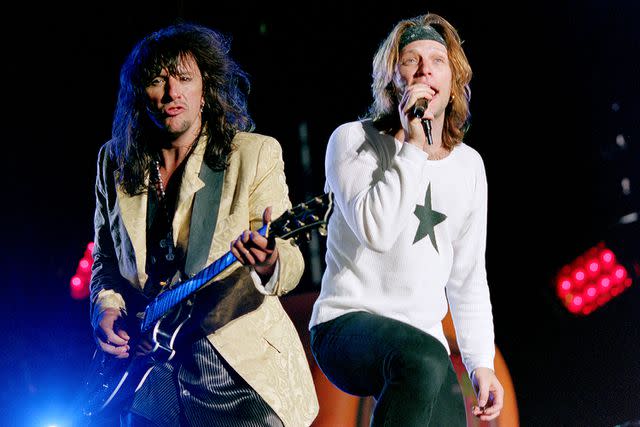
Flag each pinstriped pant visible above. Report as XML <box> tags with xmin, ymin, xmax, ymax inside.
<box><xmin>123</xmin><ymin>337</ymin><xmax>283</xmax><ymax>427</ymax></box>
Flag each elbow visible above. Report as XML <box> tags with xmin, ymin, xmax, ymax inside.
<box><xmin>351</xmin><ymin>208</ymin><xmax>399</xmax><ymax>253</ymax></box>
<box><xmin>358</xmin><ymin>224</ymin><xmax>398</xmax><ymax>253</ymax></box>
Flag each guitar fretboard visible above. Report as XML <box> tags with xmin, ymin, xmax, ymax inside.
<box><xmin>141</xmin><ymin>225</ymin><xmax>268</xmax><ymax>332</ymax></box>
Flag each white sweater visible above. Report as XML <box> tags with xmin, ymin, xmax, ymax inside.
<box><xmin>310</xmin><ymin>120</ymin><xmax>495</xmax><ymax>375</ymax></box>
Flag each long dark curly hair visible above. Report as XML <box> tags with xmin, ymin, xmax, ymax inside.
<box><xmin>110</xmin><ymin>22</ymin><xmax>254</xmax><ymax>195</ymax></box>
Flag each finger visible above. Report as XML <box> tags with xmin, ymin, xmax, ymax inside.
<box><xmin>477</xmin><ymin>383</ymin><xmax>490</xmax><ymax>408</ymax></box>
<box><xmin>116</xmin><ymin>329</ymin><xmax>130</xmax><ymax>341</ymax></box>
<box><xmin>230</xmin><ymin>245</ymin><xmax>246</xmax><ymax>264</ymax></box>
<box><xmin>115</xmin><ymin>349</ymin><xmax>130</xmax><ymax>359</ymax></box>
<box><xmin>472</xmin><ymin>405</ymin><xmax>500</xmax><ymax>421</ymax></box>
<box><xmin>480</xmin><ymin>399</ymin><xmax>501</xmax><ymax>415</ymax></box>
<box><xmin>233</xmin><ymin>237</ymin><xmax>256</xmax><ymax>264</ymax></box>
<box><xmin>480</xmin><ymin>406</ymin><xmax>501</xmax><ymax>417</ymax></box>
<box><xmin>249</xmin><ymin>244</ymin><xmax>278</xmax><ymax>267</ymax></box>
<box><xmin>248</xmin><ymin>247</ymin><xmax>268</xmax><ymax>264</ymax></box>
<box><xmin>251</xmin><ymin>230</ymin><xmax>277</xmax><ymax>251</ymax></box>
<box><xmin>402</xmin><ymin>87</ymin><xmax>434</xmax><ymax>115</ymax></box>
<box><xmin>242</xmin><ymin>247</ymin><xmax>256</xmax><ymax>265</ymax></box>
<box><xmin>478</xmin><ymin>409</ymin><xmax>500</xmax><ymax>421</ymax></box>
<box><xmin>98</xmin><ymin>339</ymin><xmax>130</xmax><ymax>356</ymax></box>
<box><xmin>479</xmin><ymin>412</ymin><xmax>500</xmax><ymax>422</ymax></box>
<box><xmin>485</xmin><ymin>389</ymin><xmax>504</xmax><ymax>414</ymax></box>
<box><xmin>262</xmin><ymin>206</ymin><xmax>272</xmax><ymax>224</ymax></box>
<box><xmin>106</xmin><ymin>331</ymin><xmax>128</xmax><ymax>346</ymax></box>
<box><xmin>249</xmin><ymin>231</ymin><xmax>270</xmax><ymax>250</ymax></box>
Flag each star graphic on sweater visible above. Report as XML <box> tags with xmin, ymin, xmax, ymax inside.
<box><xmin>413</xmin><ymin>183</ymin><xmax>447</xmax><ymax>252</ymax></box>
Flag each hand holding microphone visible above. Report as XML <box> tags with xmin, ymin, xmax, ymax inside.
<box><xmin>413</xmin><ymin>98</ymin><xmax>433</xmax><ymax>146</ymax></box>
<box><xmin>413</xmin><ymin>98</ymin><xmax>429</xmax><ymax>119</ymax></box>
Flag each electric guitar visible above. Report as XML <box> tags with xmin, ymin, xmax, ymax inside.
<box><xmin>79</xmin><ymin>192</ymin><xmax>333</xmax><ymax>420</ymax></box>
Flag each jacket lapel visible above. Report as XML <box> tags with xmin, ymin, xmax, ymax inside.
<box><xmin>116</xmin><ymin>177</ymin><xmax>149</xmax><ymax>287</ymax></box>
<box><xmin>184</xmin><ymin>162</ymin><xmax>225</xmax><ymax>276</ymax></box>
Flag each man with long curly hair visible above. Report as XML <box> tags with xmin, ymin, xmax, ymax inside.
<box><xmin>89</xmin><ymin>23</ymin><xmax>318</xmax><ymax>426</ymax></box>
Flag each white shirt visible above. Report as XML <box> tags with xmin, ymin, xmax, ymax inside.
<box><xmin>310</xmin><ymin>120</ymin><xmax>496</xmax><ymax>374</ymax></box>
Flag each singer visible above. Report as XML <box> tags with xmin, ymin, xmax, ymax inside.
<box><xmin>310</xmin><ymin>12</ymin><xmax>504</xmax><ymax>426</ymax></box>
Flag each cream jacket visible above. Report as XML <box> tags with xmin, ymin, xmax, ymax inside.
<box><xmin>90</xmin><ymin>132</ymin><xmax>319</xmax><ymax>426</ymax></box>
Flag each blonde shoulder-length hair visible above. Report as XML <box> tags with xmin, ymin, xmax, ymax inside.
<box><xmin>367</xmin><ymin>13</ymin><xmax>472</xmax><ymax>150</ymax></box>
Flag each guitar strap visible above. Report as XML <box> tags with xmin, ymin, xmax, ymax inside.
<box><xmin>184</xmin><ymin>162</ymin><xmax>225</xmax><ymax>277</ymax></box>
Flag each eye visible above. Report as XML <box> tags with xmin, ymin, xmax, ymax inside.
<box><xmin>433</xmin><ymin>55</ymin><xmax>448</xmax><ymax>64</ymax></box>
<box><xmin>401</xmin><ymin>56</ymin><xmax>418</xmax><ymax>66</ymax></box>
<box><xmin>148</xmin><ymin>77</ymin><xmax>165</xmax><ymax>87</ymax></box>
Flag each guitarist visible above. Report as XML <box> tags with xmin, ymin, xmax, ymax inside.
<box><xmin>89</xmin><ymin>23</ymin><xmax>318</xmax><ymax>426</ymax></box>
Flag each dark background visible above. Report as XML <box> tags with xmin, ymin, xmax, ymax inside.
<box><xmin>2</xmin><ymin>1</ymin><xmax>639</xmax><ymax>426</ymax></box>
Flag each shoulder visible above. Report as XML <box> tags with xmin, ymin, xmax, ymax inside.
<box><xmin>329</xmin><ymin>120</ymin><xmax>368</xmax><ymax>142</ymax></box>
<box><xmin>228</xmin><ymin>132</ymin><xmax>285</xmax><ymax>171</ymax></box>
<box><xmin>454</xmin><ymin>142</ymin><xmax>485</xmax><ymax>169</ymax></box>
<box><xmin>96</xmin><ymin>139</ymin><xmax>119</xmax><ymax>169</ymax></box>
<box><xmin>327</xmin><ymin>120</ymin><xmax>384</xmax><ymax>153</ymax></box>
<box><xmin>231</xmin><ymin>132</ymin><xmax>282</xmax><ymax>156</ymax></box>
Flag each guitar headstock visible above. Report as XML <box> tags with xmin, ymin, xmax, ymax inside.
<box><xmin>268</xmin><ymin>193</ymin><xmax>334</xmax><ymax>243</ymax></box>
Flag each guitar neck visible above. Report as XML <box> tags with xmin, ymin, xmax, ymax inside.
<box><xmin>141</xmin><ymin>224</ymin><xmax>269</xmax><ymax>332</ymax></box>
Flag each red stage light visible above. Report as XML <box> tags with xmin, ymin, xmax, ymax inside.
<box><xmin>554</xmin><ymin>242</ymin><xmax>633</xmax><ymax>315</ymax></box>
<box><xmin>70</xmin><ymin>242</ymin><xmax>93</xmax><ymax>300</ymax></box>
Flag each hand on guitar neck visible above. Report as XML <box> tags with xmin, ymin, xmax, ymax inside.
<box><xmin>231</xmin><ymin>206</ymin><xmax>279</xmax><ymax>282</ymax></box>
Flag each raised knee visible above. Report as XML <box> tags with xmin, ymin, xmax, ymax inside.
<box><xmin>388</xmin><ymin>348</ymin><xmax>449</xmax><ymax>394</ymax></box>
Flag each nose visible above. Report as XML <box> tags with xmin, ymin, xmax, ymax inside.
<box><xmin>165</xmin><ymin>76</ymin><xmax>181</xmax><ymax>100</ymax></box>
<box><xmin>417</xmin><ymin>59</ymin><xmax>432</xmax><ymax>77</ymax></box>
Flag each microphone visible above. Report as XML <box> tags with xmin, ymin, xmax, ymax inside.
<box><xmin>413</xmin><ymin>98</ymin><xmax>429</xmax><ymax>119</ymax></box>
<box><xmin>421</xmin><ymin>119</ymin><xmax>434</xmax><ymax>146</ymax></box>
<box><xmin>413</xmin><ymin>98</ymin><xmax>433</xmax><ymax>145</ymax></box>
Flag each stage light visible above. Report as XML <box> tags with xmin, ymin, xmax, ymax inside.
<box><xmin>554</xmin><ymin>239</ymin><xmax>636</xmax><ymax>316</ymax></box>
<box><xmin>558</xmin><ymin>99</ymin><xmax>640</xmax><ymax>315</ymax></box>
<box><xmin>70</xmin><ymin>242</ymin><xmax>93</xmax><ymax>300</ymax></box>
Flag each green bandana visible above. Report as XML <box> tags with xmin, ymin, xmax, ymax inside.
<box><xmin>399</xmin><ymin>25</ymin><xmax>447</xmax><ymax>50</ymax></box>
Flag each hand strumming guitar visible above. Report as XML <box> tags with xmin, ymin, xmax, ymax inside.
<box><xmin>95</xmin><ymin>307</ymin><xmax>130</xmax><ymax>359</ymax></box>
<box><xmin>230</xmin><ymin>206</ymin><xmax>279</xmax><ymax>282</ymax></box>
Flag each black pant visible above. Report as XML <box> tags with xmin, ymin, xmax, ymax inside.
<box><xmin>310</xmin><ymin>311</ymin><xmax>466</xmax><ymax>427</ymax></box>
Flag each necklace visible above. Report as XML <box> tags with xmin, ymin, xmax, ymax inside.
<box><xmin>151</xmin><ymin>139</ymin><xmax>198</xmax><ymax>264</ymax></box>
<box><xmin>152</xmin><ymin>159</ymin><xmax>175</xmax><ymax>262</ymax></box>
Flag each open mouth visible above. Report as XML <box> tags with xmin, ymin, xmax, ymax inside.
<box><xmin>164</xmin><ymin>106</ymin><xmax>184</xmax><ymax>116</ymax></box>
